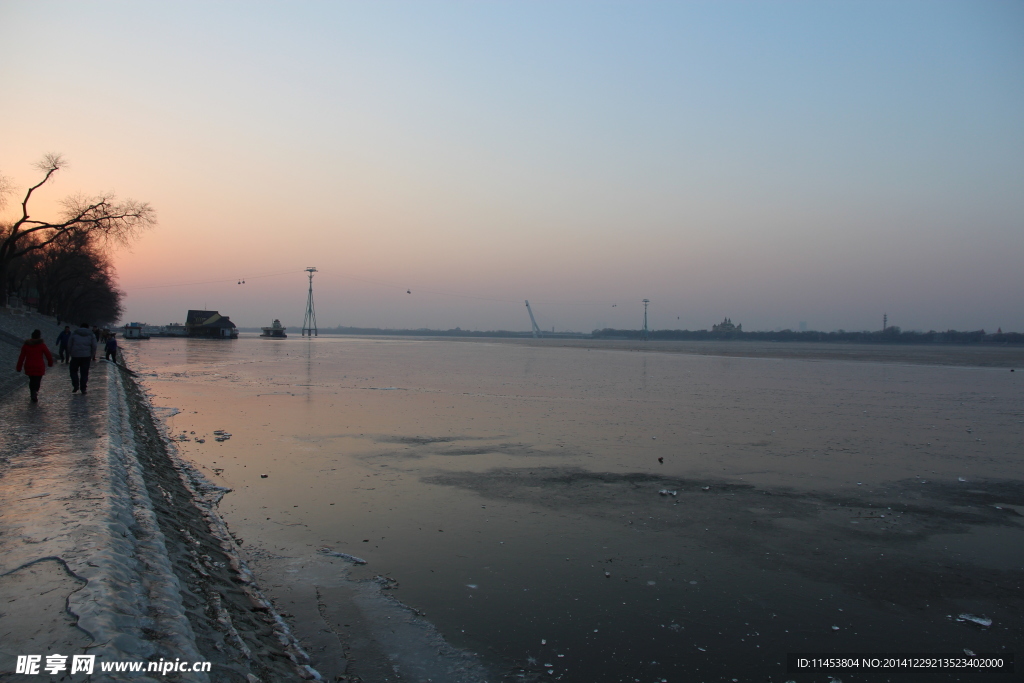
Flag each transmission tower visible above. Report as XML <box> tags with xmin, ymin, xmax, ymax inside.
<box><xmin>642</xmin><ymin>299</ymin><xmax>650</xmax><ymax>341</ymax></box>
<box><xmin>302</xmin><ymin>267</ymin><xmax>318</xmax><ymax>336</ymax></box>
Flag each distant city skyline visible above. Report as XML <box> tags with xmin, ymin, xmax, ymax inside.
<box><xmin>2</xmin><ymin>2</ymin><xmax>1022</xmax><ymax>331</ymax></box>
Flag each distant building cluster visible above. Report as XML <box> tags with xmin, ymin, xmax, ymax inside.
<box><xmin>711</xmin><ymin>317</ymin><xmax>742</xmax><ymax>333</ymax></box>
<box><xmin>129</xmin><ymin>311</ymin><xmax>239</xmax><ymax>338</ymax></box>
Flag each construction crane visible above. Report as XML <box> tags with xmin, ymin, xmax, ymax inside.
<box><xmin>525</xmin><ymin>300</ymin><xmax>542</xmax><ymax>338</ymax></box>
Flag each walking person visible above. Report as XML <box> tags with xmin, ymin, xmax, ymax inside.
<box><xmin>55</xmin><ymin>325</ymin><xmax>72</xmax><ymax>363</ymax></box>
<box><xmin>104</xmin><ymin>332</ymin><xmax>118</xmax><ymax>363</ymax></box>
<box><xmin>16</xmin><ymin>330</ymin><xmax>55</xmax><ymax>403</ymax></box>
<box><xmin>68</xmin><ymin>322</ymin><xmax>98</xmax><ymax>394</ymax></box>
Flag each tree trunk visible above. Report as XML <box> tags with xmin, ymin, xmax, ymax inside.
<box><xmin>0</xmin><ymin>259</ymin><xmax>9</xmax><ymax>308</ymax></box>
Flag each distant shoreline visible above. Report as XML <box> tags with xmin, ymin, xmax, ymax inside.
<box><xmin>232</xmin><ymin>332</ymin><xmax>1024</xmax><ymax>368</ymax></box>
<box><xmin>235</xmin><ymin>325</ymin><xmax>1023</xmax><ymax>346</ymax></box>
<box><xmin>455</xmin><ymin>337</ymin><xmax>1024</xmax><ymax>368</ymax></box>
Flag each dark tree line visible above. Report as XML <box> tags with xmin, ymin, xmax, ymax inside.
<box><xmin>5</xmin><ymin>229</ymin><xmax>124</xmax><ymax>324</ymax></box>
<box><xmin>0</xmin><ymin>154</ymin><xmax>154</xmax><ymax>324</ymax></box>
<box><xmin>592</xmin><ymin>327</ymin><xmax>1024</xmax><ymax>345</ymax></box>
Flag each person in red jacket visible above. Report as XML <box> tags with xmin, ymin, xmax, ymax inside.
<box><xmin>16</xmin><ymin>329</ymin><xmax>55</xmax><ymax>403</ymax></box>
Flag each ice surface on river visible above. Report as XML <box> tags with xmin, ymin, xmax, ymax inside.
<box><xmin>122</xmin><ymin>335</ymin><xmax>1024</xmax><ymax>682</ymax></box>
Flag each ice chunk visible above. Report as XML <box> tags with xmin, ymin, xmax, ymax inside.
<box><xmin>956</xmin><ymin>613</ymin><xmax>992</xmax><ymax>627</ymax></box>
<box><xmin>318</xmin><ymin>548</ymin><xmax>368</xmax><ymax>565</ymax></box>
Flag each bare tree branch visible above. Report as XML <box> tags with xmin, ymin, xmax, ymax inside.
<box><xmin>34</xmin><ymin>153</ymin><xmax>66</xmax><ymax>175</ymax></box>
<box><xmin>14</xmin><ymin>153</ymin><xmax>65</xmax><ymax>230</ymax></box>
<box><xmin>0</xmin><ymin>173</ymin><xmax>13</xmax><ymax>211</ymax></box>
<box><xmin>0</xmin><ymin>154</ymin><xmax>154</xmax><ymax>308</ymax></box>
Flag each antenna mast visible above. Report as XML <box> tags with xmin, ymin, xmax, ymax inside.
<box><xmin>642</xmin><ymin>299</ymin><xmax>650</xmax><ymax>341</ymax></box>
<box><xmin>525</xmin><ymin>300</ymin><xmax>542</xmax><ymax>338</ymax></box>
<box><xmin>302</xmin><ymin>267</ymin><xmax>318</xmax><ymax>337</ymax></box>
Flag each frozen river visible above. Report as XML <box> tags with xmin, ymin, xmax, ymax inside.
<box><xmin>124</xmin><ymin>335</ymin><xmax>1024</xmax><ymax>682</ymax></box>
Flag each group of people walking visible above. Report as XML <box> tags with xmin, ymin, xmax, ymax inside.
<box><xmin>15</xmin><ymin>323</ymin><xmax>119</xmax><ymax>402</ymax></box>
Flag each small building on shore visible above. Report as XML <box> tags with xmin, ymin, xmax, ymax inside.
<box><xmin>122</xmin><ymin>322</ymin><xmax>150</xmax><ymax>339</ymax></box>
<box><xmin>185</xmin><ymin>310</ymin><xmax>238</xmax><ymax>339</ymax></box>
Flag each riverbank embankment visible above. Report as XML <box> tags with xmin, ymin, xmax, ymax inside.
<box><xmin>0</xmin><ymin>311</ymin><xmax>322</xmax><ymax>682</ymax></box>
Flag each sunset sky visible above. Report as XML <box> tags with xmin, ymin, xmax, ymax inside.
<box><xmin>2</xmin><ymin>1</ymin><xmax>1022</xmax><ymax>332</ymax></box>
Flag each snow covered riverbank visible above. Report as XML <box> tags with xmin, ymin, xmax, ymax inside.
<box><xmin>0</xmin><ymin>312</ymin><xmax>320</xmax><ymax>682</ymax></box>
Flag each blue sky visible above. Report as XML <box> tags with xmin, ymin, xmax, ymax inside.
<box><xmin>2</xmin><ymin>1</ymin><xmax>1022</xmax><ymax>331</ymax></box>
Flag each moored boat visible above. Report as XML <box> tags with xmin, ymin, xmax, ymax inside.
<box><xmin>260</xmin><ymin>319</ymin><xmax>287</xmax><ymax>338</ymax></box>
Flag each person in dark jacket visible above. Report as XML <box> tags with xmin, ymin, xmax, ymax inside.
<box><xmin>55</xmin><ymin>325</ymin><xmax>72</xmax><ymax>363</ymax></box>
<box><xmin>16</xmin><ymin>329</ymin><xmax>55</xmax><ymax>402</ymax></box>
<box><xmin>68</xmin><ymin>322</ymin><xmax>98</xmax><ymax>394</ymax></box>
<box><xmin>104</xmin><ymin>333</ymin><xmax>118</xmax><ymax>363</ymax></box>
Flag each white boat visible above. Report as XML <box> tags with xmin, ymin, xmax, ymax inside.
<box><xmin>260</xmin><ymin>319</ymin><xmax>287</xmax><ymax>338</ymax></box>
<box><xmin>151</xmin><ymin>323</ymin><xmax>187</xmax><ymax>337</ymax></box>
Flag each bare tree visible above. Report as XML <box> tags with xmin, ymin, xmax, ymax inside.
<box><xmin>0</xmin><ymin>154</ymin><xmax>156</xmax><ymax>306</ymax></box>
